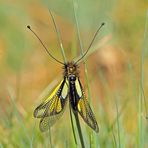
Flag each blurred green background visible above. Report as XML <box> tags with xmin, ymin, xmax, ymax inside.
<box><xmin>0</xmin><ymin>0</ymin><xmax>148</xmax><ymax>147</ymax></box>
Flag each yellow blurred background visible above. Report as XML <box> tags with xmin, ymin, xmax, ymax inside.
<box><xmin>0</xmin><ymin>0</ymin><xmax>148</xmax><ymax>147</ymax></box>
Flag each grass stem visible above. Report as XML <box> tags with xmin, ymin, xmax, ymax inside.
<box><xmin>74</xmin><ymin>112</ymin><xmax>85</xmax><ymax>148</ymax></box>
<box><xmin>69</xmin><ymin>106</ymin><xmax>77</xmax><ymax>145</ymax></box>
<box><xmin>48</xmin><ymin>7</ymin><xmax>81</xmax><ymax>148</ymax></box>
<box><xmin>48</xmin><ymin>9</ymin><xmax>67</xmax><ymax>63</ymax></box>
<box><xmin>138</xmin><ymin>9</ymin><xmax>148</xmax><ymax>148</ymax></box>
<box><xmin>115</xmin><ymin>99</ymin><xmax>121</xmax><ymax>148</ymax></box>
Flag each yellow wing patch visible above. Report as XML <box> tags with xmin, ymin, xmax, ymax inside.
<box><xmin>34</xmin><ymin>78</ymin><xmax>68</xmax><ymax>118</ymax></box>
<box><xmin>75</xmin><ymin>78</ymin><xmax>82</xmax><ymax>97</ymax></box>
<box><xmin>48</xmin><ymin>96</ymin><xmax>62</xmax><ymax>113</ymax></box>
<box><xmin>77</xmin><ymin>97</ymin><xmax>99</xmax><ymax>133</ymax></box>
<box><xmin>34</xmin><ymin>78</ymin><xmax>69</xmax><ymax>132</ymax></box>
<box><xmin>77</xmin><ymin>99</ymin><xmax>86</xmax><ymax>117</ymax></box>
<box><xmin>76</xmin><ymin>78</ymin><xmax>99</xmax><ymax>133</ymax></box>
<box><xmin>44</xmin><ymin>80</ymin><xmax>63</xmax><ymax>104</ymax></box>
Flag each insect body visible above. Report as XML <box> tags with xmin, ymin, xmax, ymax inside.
<box><xmin>34</xmin><ymin>62</ymin><xmax>99</xmax><ymax>133</ymax></box>
<box><xmin>27</xmin><ymin>20</ymin><xmax>104</xmax><ymax>133</ymax></box>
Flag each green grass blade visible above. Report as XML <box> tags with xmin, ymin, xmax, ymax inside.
<box><xmin>0</xmin><ymin>143</ymin><xmax>4</xmax><ymax>148</ymax></box>
<box><xmin>140</xmin><ymin>10</ymin><xmax>148</xmax><ymax>118</ymax></box>
<box><xmin>48</xmin><ymin>9</ymin><xmax>67</xmax><ymax>63</ymax></box>
<box><xmin>115</xmin><ymin>98</ymin><xmax>121</xmax><ymax>148</ymax></box>
<box><xmin>48</xmin><ymin>127</ymin><xmax>53</xmax><ymax>148</ymax></box>
<box><xmin>69</xmin><ymin>107</ymin><xmax>78</xmax><ymax>146</ymax></box>
<box><xmin>7</xmin><ymin>86</ymin><xmax>31</xmax><ymax>146</ymax></box>
<box><xmin>112</xmin><ymin>130</ymin><xmax>117</xmax><ymax>148</ymax></box>
<box><xmin>73</xmin><ymin>112</ymin><xmax>85</xmax><ymax>148</ymax></box>
<box><xmin>138</xmin><ymin>9</ymin><xmax>148</xmax><ymax>148</ymax></box>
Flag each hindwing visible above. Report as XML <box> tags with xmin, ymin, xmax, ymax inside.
<box><xmin>34</xmin><ymin>78</ymin><xmax>69</xmax><ymax>132</ymax></box>
<box><xmin>75</xmin><ymin>78</ymin><xmax>99</xmax><ymax>133</ymax></box>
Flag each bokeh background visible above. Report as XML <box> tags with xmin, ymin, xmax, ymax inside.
<box><xmin>0</xmin><ymin>0</ymin><xmax>148</xmax><ymax>147</ymax></box>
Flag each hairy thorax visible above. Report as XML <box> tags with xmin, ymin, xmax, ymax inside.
<box><xmin>64</xmin><ymin>62</ymin><xmax>79</xmax><ymax>78</ymax></box>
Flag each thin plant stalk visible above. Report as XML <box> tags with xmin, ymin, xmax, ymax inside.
<box><xmin>16</xmin><ymin>69</ymin><xmax>21</xmax><ymax>101</ymax></box>
<box><xmin>140</xmin><ymin>10</ymin><xmax>148</xmax><ymax>118</ymax></box>
<box><xmin>138</xmin><ymin>10</ymin><xmax>148</xmax><ymax>148</ymax></box>
<box><xmin>48</xmin><ymin>127</ymin><xmax>53</xmax><ymax>148</ymax></box>
<box><xmin>73</xmin><ymin>112</ymin><xmax>85</xmax><ymax>148</ymax></box>
<box><xmin>109</xmin><ymin>98</ymin><xmax>129</xmax><ymax>132</ymax></box>
<box><xmin>48</xmin><ymin>10</ymin><xmax>67</xmax><ymax>63</ymax></box>
<box><xmin>7</xmin><ymin>86</ymin><xmax>31</xmax><ymax>145</ymax></box>
<box><xmin>48</xmin><ymin>7</ymin><xmax>79</xmax><ymax>146</ymax></box>
<box><xmin>30</xmin><ymin>121</ymin><xmax>36</xmax><ymax>148</ymax></box>
<box><xmin>64</xmin><ymin>139</ymin><xmax>68</xmax><ymax>148</ymax></box>
<box><xmin>112</xmin><ymin>130</ymin><xmax>117</xmax><ymax>148</ymax></box>
<box><xmin>72</xmin><ymin>0</ymin><xmax>90</xmax><ymax>147</ymax></box>
<box><xmin>72</xmin><ymin>0</ymin><xmax>95</xmax><ymax>147</ymax></box>
<box><xmin>72</xmin><ymin>0</ymin><xmax>91</xmax><ymax>103</ymax></box>
<box><xmin>71</xmin><ymin>1</ymin><xmax>87</xmax><ymax>145</ymax></box>
<box><xmin>115</xmin><ymin>98</ymin><xmax>121</xmax><ymax>148</ymax></box>
<box><xmin>69</xmin><ymin>106</ymin><xmax>78</xmax><ymax>145</ymax></box>
<box><xmin>49</xmin><ymin>1</ymin><xmax>86</xmax><ymax>147</ymax></box>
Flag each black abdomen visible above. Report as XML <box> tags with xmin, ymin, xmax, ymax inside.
<box><xmin>69</xmin><ymin>75</ymin><xmax>78</xmax><ymax>111</ymax></box>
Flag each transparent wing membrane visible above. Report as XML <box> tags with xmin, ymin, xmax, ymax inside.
<box><xmin>34</xmin><ymin>78</ymin><xmax>69</xmax><ymax>132</ymax></box>
<box><xmin>75</xmin><ymin>78</ymin><xmax>99</xmax><ymax>133</ymax></box>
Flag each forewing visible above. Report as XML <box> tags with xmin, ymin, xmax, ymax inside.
<box><xmin>75</xmin><ymin>78</ymin><xmax>99</xmax><ymax>133</ymax></box>
<box><xmin>34</xmin><ymin>78</ymin><xmax>69</xmax><ymax>132</ymax></box>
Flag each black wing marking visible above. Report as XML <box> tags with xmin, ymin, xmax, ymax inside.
<box><xmin>75</xmin><ymin>78</ymin><xmax>99</xmax><ymax>133</ymax></box>
<box><xmin>34</xmin><ymin>78</ymin><xmax>69</xmax><ymax>132</ymax></box>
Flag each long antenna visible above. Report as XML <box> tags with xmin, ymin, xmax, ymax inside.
<box><xmin>75</xmin><ymin>22</ymin><xmax>105</xmax><ymax>64</ymax></box>
<box><xmin>27</xmin><ymin>25</ymin><xmax>64</xmax><ymax>65</ymax></box>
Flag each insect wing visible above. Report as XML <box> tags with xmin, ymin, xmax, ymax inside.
<box><xmin>75</xmin><ymin>78</ymin><xmax>99</xmax><ymax>133</ymax></box>
<box><xmin>34</xmin><ymin>78</ymin><xmax>69</xmax><ymax>132</ymax></box>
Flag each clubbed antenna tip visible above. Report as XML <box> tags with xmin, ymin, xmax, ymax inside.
<box><xmin>27</xmin><ymin>25</ymin><xmax>31</xmax><ymax>29</ymax></box>
<box><xmin>75</xmin><ymin>22</ymin><xmax>105</xmax><ymax>64</ymax></box>
<box><xmin>101</xmin><ymin>22</ymin><xmax>105</xmax><ymax>26</ymax></box>
<box><xmin>26</xmin><ymin>24</ymin><xmax>64</xmax><ymax>65</ymax></box>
